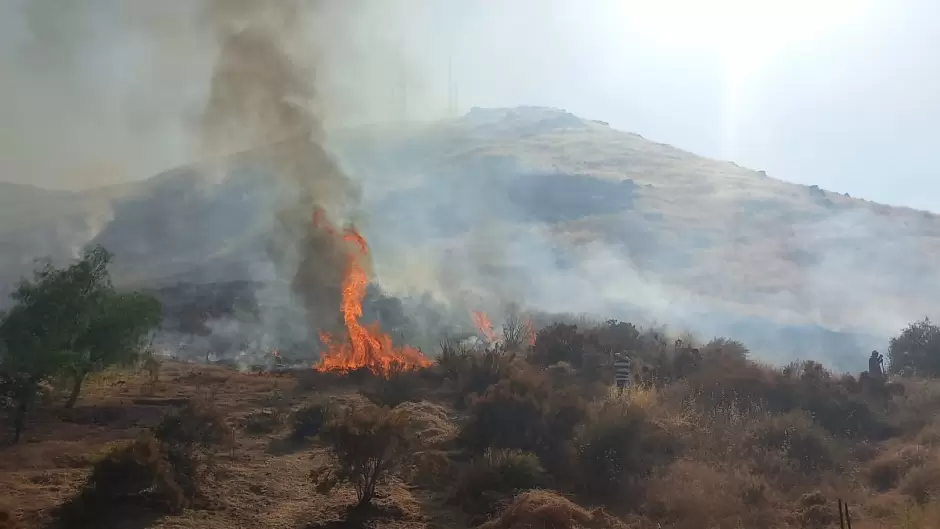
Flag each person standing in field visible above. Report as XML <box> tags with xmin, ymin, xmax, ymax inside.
<box><xmin>613</xmin><ymin>352</ymin><xmax>632</xmax><ymax>395</ymax></box>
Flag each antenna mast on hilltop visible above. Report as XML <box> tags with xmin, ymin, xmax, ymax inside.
<box><xmin>398</xmin><ymin>52</ymin><xmax>409</xmax><ymax>122</ymax></box>
<box><xmin>447</xmin><ymin>53</ymin><xmax>459</xmax><ymax>117</ymax></box>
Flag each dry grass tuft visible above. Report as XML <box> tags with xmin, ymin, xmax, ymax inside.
<box><xmin>479</xmin><ymin>490</ymin><xmax>629</xmax><ymax>529</ymax></box>
<box><xmin>644</xmin><ymin>459</ymin><xmax>781</xmax><ymax>529</ymax></box>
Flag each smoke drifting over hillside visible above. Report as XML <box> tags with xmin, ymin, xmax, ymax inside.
<box><xmin>200</xmin><ymin>0</ymin><xmax>361</xmax><ymax>336</ymax></box>
<box><xmin>2</xmin><ymin>1</ymin><xmax>934</xmax><ymax>372</ymax></box>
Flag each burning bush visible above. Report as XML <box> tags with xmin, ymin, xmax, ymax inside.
<box><xmin>312</xmin><ymin>215</ymin><xmax>431</xmax><ymax>377</ymax></box>
<box><xmin>454</xmin><ymin>448</ymin><xmax>549</xmax><ymax>516</ymax></box>
<box><xmin>313</xmin><ymin>403</ymin><xmax>417</xmax><ymax>508</ymax></box>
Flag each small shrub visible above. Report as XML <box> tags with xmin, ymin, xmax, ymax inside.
<box><xmin>746</xmin><ymin>411</ymin><xmax>838</xmax><ymax>474</ymax></box>
<box><xmin>56</xmin><ymin>434</ymin><xmax>189</xmax><ymax>526</ymax></box>
<box><xmin>153</xmin><ymin>401</ymin><xmax>229</xmax><ymax>454</ymax></box>
<box><xmin>291</xmin><ymin>401</ymin><xmax>331</xmax><ymax>440</ymax></box>
<box><xmin>868</xmin><ymin>445</ymin><xmax>930</xmax><ymax>491</ymax></box>
<box><xmin>453</xmin><ymin>349</ymin><xmax>516</xmax><ymax>408</ymax></box>
<box><xmin>402</xmin><ymin>449</ymin><xmax>456</xmax><ymax>490</ymax></box>
<box><xmin>454</xmin><ymin>448</ymin><xmax>549</xmax><ymax>515</ymax></box>
<box><xmin>151</xmin><ymin>401</ymin><xmax>230</xmax><ymax>501</ymax></box>
<box><xmin>314</xmin><ymin>403</ymin><xmax>417</xmax><ymax>507</ymax></box>
<box><xmin>458</xmin><ymin>367</ymin><xmax>588</xmax><ymax>482</ymax></box>
<box><xmin>644</xmin><ymin>460</ymin><xmax>781</xmax><ymax>529</ymax></box>
<box><xmin>360</xmin><ymin>363</ymin><xmax>424</xmax><ymax>408</ymax></box>
<box><xmin>244</xmin><ymin>410</ymin><xmax>282</xmax><ymax>435</ymax></box>
<box><xmin>576</xmin><ymin>399</ymin><xmax>679</xmax><ymax>505</ymax></box>
<box><xmin>529</xmin><ymin>323</ymin><xmax>592</xmax><ymax>368</ymax></box>
<box><xmin>889</xmin><ymin>318</ymin><xmax>940</xmax><ymax>377</ymax></box>
<box><xmin>899</xmin><ymin>458</ymin><xmax>940</xmax><ymax>504</ymax></box>
<box><xmin>790</xmin><ymin>490</ymin><xmax>838</xmax><ymax>529</ymax></box>
<box><xmin>478</xmin><ymin>490</ymin><xmax>631</xmax><ymax>529</ymax></box>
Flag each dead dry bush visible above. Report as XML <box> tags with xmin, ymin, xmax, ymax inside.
<box><xmin>867</xmin><ymin>444</ymin><xmax>930</xmax><ymax>491</ymax></box>
<box><xmin>313</xmin><ymin>403</ymin><xmax>417</xmax><ymax>508</ymax></box>
<box><xmin>898</xmin><ymin>457</ymin><xmax>940</xmax><ymax>504</ymax></box>
<box><xmin>359</xmin><ymin>363</ymin><xmax>426</xmax><ymax>408</ymax></box>
<box><xmin>458</xmin><ymin>366</ymin><xmax>588</xmax><ymax>481</ymax></box>
<box><xmin>290</xmin><ymin>399</ymin><xmax>332</xmax><ymax>440</ymax></box>
<box><xmin>643</xmin><ymin>459</ymin><xmax>781</xmax><ymax>529</ymax></box>
<box><xmin>454</xmin><ymin>448</ymin><xmax>550</xmax><ymax>516</ymax></box>
<box><xmin>745</xmin><ymin>411</ymin><xmax>841</xmax><ymax>478</ymax></box>
<box><xmin>151</xmin><ymin>400</ymin><xmax>231</xmax><ymax>502</ymax></box>
<box><xmin>402</xmin><ymin>449</ymin><xmax>457</xmax><ymax>490</ymax></box>
<box><xmin>479</xmin><ymin>490</ymin><xmax>633</xmax><ymax>529</ymax></box>
<box><xmin>442</xmin><ymin>347</ymin><xmax>518</xmax><ymax>408</ymax></box>
<box><xmin>393</xmin><ymin>400</ymin><xmax>457</xmax><ymax>446</ymax></box>
<box><xmin>244</xmin><ymin>409</ymin><xmax>283</xmax><ymax>435</ymax></box>
<box><xmin>575</xmin><ymin>398</ymin><xmax>680</xmax><ymax>506</ymax></box>
<box><xmin>787</xmin><ymin>490</ymin><xmax>839</xmax><ymax>529</ymax></box>
<box><xmin>529</xmin><ymin>323</ymin><xmax>595</xmax><ymax>369</ymax></box>
<box><xmin>55</xmin><ymin>433</ymin><xmax>190</xmax><ymax>527</ymax></box>
<box><xmin>687</xmin><ymin>358</ymin><xmax>895</xmax><ymax>441</ymax></box>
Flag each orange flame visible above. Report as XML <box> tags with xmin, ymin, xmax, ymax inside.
<box><xmin>471</xmin><ymin>311</ymin><xmax>498</xmax><ymax>343</ymax></box>
<box><xmin>313</xmin><ymin>210</ymin><xmax>430</xmax><ymax>376</ymax></box>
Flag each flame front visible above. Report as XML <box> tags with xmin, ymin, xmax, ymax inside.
<box><xmin>314</xmin><ymin>213</ymin><xmax>430</xmax><ymax>376</ymax></box>
<box><xmin>471</xmin><ymin>311</ymin><xmax>498</xmax><ymax>343</ymax></box>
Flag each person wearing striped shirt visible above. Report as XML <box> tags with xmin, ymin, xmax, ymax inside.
<box><xmin>613</xmin><ymin>352</ymin><xmax>632</xmax><ymax>395</ymax></box>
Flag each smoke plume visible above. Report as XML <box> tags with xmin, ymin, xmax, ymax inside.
<box><xmin>200</xmin><ymin>0</ymin><xmax>361</xmax><ymax>335</ymax></box>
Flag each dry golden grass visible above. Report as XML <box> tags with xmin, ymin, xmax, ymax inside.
<box><xmin>0</xmin><ymin>362</ymin><xmax>458</xmax><ymax>529</ymax></box>
<box><xmin>5</xmin><ymin>357</ymin><xmax>940</xmax><ymax>529</ymax></box>
<box><xmin>479</xmin><ymin>490</ymin><xmax>634</xmax><ymax>529</ymax></box>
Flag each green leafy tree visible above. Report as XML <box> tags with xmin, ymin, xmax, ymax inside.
<box><xmin>65</xmin><ymin>290</ymin><xmax>162</xmax><ymax>407</ymax></box>
<box><xmin>888</xmin><ymin>318</ymin><xmax>940</xmax><ymax>377</ymax></box>
<box><xmin>0</xmin><ymin>246</ymin><xmax>161</xmax><ymax>443</ymax></box>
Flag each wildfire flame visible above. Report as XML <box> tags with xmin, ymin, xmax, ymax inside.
<box><xmin>313</xmin><ymin>210</ymin><xmax>430</xmax><ymax>376</ymax></box>
<box><xmin>471</xmin><ymin>311</ymin><xmax>498</xmax><ymax>343</ymax></box>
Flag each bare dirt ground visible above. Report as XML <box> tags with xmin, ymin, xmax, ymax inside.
<box><xmin>0</xmin><ymin>361</ymin><xmax>466</xmax><ymax>529</ymax></box>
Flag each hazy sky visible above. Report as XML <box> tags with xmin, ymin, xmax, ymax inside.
<box><xmin>2</xmin><ymin>0</ymin><xmax>939</xmax><ymax>211</ymax></box>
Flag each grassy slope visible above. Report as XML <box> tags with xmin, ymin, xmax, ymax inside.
<box><xmin>2</xmin><ymin>107</ymin><xmax>938</xmax><ymax>355</ymax></box>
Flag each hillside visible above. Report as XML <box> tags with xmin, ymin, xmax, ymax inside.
<box><xmin>1</xmin><ymin>106</ymin><xmax>937</xmax><ymax>369</ymax></box>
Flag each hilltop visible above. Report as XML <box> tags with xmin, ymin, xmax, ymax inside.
<box><xmin>1</xmin><ymin>106</ymin><xmax>937</xmax><ymax>368</ymax></box>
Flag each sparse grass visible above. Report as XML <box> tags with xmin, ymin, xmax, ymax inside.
<box><xmin>454</xmin><ymin>448</ymin><xmax>549</xmax><ymax>516</ymax></box>
<box><xmin>6</xmin><ymin>320</ymin><xmax>940</xmax><ymax>529</ymax></box>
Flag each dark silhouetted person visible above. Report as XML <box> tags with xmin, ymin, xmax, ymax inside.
<box><xmin>869</xmin><ymin>350</ymin><xmax>884</xmax><ymax>379</ymax></box>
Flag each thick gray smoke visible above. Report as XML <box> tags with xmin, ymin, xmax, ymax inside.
<box><xmin>199</xmin><ymin>0</ymin><xmax>362</xmax><ymax>339</ymax></box>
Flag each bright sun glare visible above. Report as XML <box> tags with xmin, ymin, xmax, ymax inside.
<box><xmin>623</xmin><ymin>0</ymin><xmax>874</xmax><ymax>75</ymax></box>
<box><xmin>618</xmin><ymin>0</ymin><xmax>875</xmax><ymax>153</ymax></box>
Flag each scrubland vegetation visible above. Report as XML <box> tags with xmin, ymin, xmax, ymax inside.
<box><xmin>5</xmin><ymin>250</ymin><xmax>940</xmax><ymax>528</ymax></box>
